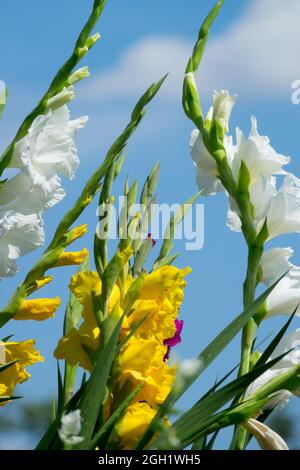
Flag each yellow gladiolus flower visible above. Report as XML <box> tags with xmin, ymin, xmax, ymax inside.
<box><xmin>118</xmin><ymin>336</ymin><xmax>176</xmax><ymax>405</ymax></box>
<box><xmin>127</xmin><ymin>266</ymin><xmax>191</xmax><ymax>342</ymax></box>
<box><xmin>0</xmin><ymin>339</ymin><xmax>44</xmax><ymax>400</ymax></box>
<box><xmin>114</xmin><ymin>402</ymin><xmax>156</xmax><ymax>450</ymax></box>
<box><xmin>54</xmin><ymin>327</ymin><xmax>95</xmax><ymax>373</ymax></box>
<box><xmin>55</xmin><ymin>248</ymin><xmax>89</xmax><ymax>267</ymax></box>
<box><xmin>14</xmin><ymin>297</ymin><xmax>61</xmax><ymax>321</ymax></box>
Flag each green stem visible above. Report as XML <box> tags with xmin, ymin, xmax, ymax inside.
<box><xmin>235</xmin><ymin>245</ymin><xmax>263</xmax><ymax>450</ymax></box>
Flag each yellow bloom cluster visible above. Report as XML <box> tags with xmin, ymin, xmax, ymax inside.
<box><xmin>54</xmin><ymin>265</ymin><xmax>191</xmax><ymax>449</ymax></box>
<box><xmin>0</xmin><ymin>340</ymin><xmax>44</xmax><ymax>401</ymax></box>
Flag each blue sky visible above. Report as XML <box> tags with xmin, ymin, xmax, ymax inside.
<box><xmin>1</xmin><ymin>0</ymin><xmax>300</xmax><ymax>449</ymax></box>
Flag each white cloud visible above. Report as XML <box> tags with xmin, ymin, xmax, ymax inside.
<box><xmin>81</xmin><ymin>36</ymin><xmax>192</xmax><ymax>101</ymax></box>
<box><xmin>201</xmin><ymin>0</ymin><xmax>300</xmax><ymax>97</ymax></box>
<box><xmin>82</xmin><ymin>0</ymin><xmax>300</xmax><ymax>103</ymax></box>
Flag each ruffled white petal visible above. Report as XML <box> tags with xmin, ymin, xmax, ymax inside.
<box><xmin>243</xmin><ymin>419</ymin><xmax>289</xmax><ymax>450</ymax></box>
<box><xmin>266</xmin><ymin>173</ymin><xmax>300</xmax><ymax>239</ymax></box>
<box><xmin>0</xmin><ymin>102</ymin><xmax>86</xmax><ymax>278</ymax></box>
<box><xmin>190</xmin><ymin>129</ymin><xmax>224</xmax><ymax>196</ymax></box>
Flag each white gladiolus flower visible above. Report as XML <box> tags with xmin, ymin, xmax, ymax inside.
<box><xmin>0</xmin><ymin>210</ymin><xmax>44</xmax><ymax>277</ymax></box>
<box><xmin>259</xmin><ymin>247</ymin><xmax>294</xmax><ymax>285</ymax></box>
<box><xmin>0</xmin><ymin>173</ymin><xmax>65</xmax><ymax>211</ymax></box>
<box><xmin>246</xmin><ymin>329</ymin><xmax>300</xmax><ymax>409</ymax></box>
<box><xmin>227</xmin><ymin>117</ymin><xmax>289</xmax><ymax>233</ymax></box>
<box><xmin>190</xmin><ymin>129</ymin><xmax>223</xmax><ymax>196</ymax></box>
<box><xmin>259</xmin><ymin>247</ymin><xmax>300</xmax><ymax>317</ymax></box>
<box><xmin>190</xmin><ymin>131</ymin><xmax>234</xmax><ymax>196</ymax></box>
<box><xmin>264</xmin><ymin>266</ymin><xmax>300</xmax><ymax>317</ymax></box>
<box><xmin>189</xmin><ymin>90</ymin><xmax>235</xmax><ymax>196</ymax></box>
<box><xmin>11</xmin><ymin>105</ymin><xmax>88</xmax><ymax>182</ymax></box>
<box><xmin>242</xmin><ymin>419</ymin><xmax>289</xmax><ymax>450</ymax></box>
<box><xmin>227</xmin><ymin>176</ymin><xmax>276</xmax><ymax>232</ymax></box>
<box><xmin>58</xmin><ymin>410</ymin><xmax>84</xmax><ymax>446</ymax></box>
<box><xmin>265</xmin><ymin>173</ymin><xmax>300</xmax><ymax>240</ymax></box>
<box><xmin>231</xmin><ymin>117</ymin><xmax>290</xmax><ymax>182</ymax></box>
<box><xmin>211</xmin><ymin>90</ymin><xmax>236</xmax><ymax>132</ymax></box>
<box><xmin>0</xmin><ymin>102</ymin><xmax>87</xmax><ymax>279</ymax></box>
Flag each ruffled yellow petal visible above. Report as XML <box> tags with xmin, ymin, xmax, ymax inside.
<box><xmin>115</xmin><ymin>402</ymin><xmax>156</xmax><ymax>449</ymax></box>
<box><xmin>137</xmin><ymin>363</ymin><xmax>176</xmax><ymax>405</ymax></box>
<box><xmin>128</xmin><ymin>297</ymin><xmax>177</xmax><ymax>342</ymax></box>
<box><xmin>117</xmin><ymin>336</ymin><xmax>174</xmax><ymax>405</ymax></box>
<box><xmin>55</xmin><ymin>248</ymin><xmax>89</xmax><ymax>267</ymax></box>
<box><xmin>14</xmin><ymin>297</ymin><xmax>61</xmax><ymax>321</ymax></box>
<box><xmin>69</xmin><ymin>271</ymin><xmax>120</xmax><ymax>321</ymax></box>
<box><xmin>54</xmin><ymin>328</ymin><xmax>94</xmax><ymax>373</ymax></box>
<box><xmin>119</xmin><ymin>337</ymin><xmax>158</xmax><ymax>383</ymax></box>
<box><xmin>78</xmin><ymin>320</ymin><xmax>100</xmax><ymax>351</ymax></box>
<box><xmin>0</xmin><ymin>339</ymin><xmax>43</xmax><ymax>403</ymax></box>
<box><xmin>140</xmin><ymin>266</ymin><xmax>191</xmax><ymax>306</ymax></box>
<box><xmin>69</xmin><ymin>271</ymin><xmax>101</xmax><ymax>312</ymax></box>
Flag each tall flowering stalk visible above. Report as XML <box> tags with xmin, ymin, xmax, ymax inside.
<box><xmin>183</xmin><ymin>0</ymin><xmax>300</xmax><ymax>450</ymax></box>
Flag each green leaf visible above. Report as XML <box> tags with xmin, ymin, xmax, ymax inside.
<box><xmin>101</xmin><ymin>247</ymin><xmax>133</xmax><ymax>311</ymax></box>
<box><xmin>0</xmin><ymin>395</ymin><xmax>21</xmax><ymax>404</ymax></box>
<box><xmin>57</xmin><ymin>362</ymin><xmax>64</xmax><ymax>414</ymax></box>
<box><xmin>1</xmin><ymin>335</ymin><xmax>14</xmax><ymax>342</ymax></box>
<box><xmin>154</xmin><ymin>354</ymin><xmax>287</xmax><ymax>449</ymax></box>
<box><xmin>87</xmin><ymin>384</ymin><xmax>143</xmax><ymax>450</ymax></box>
<box><xmin>153</xmin><ymin>253</ymin><xmax>179</xmax><ymax>270</ymax></box>
<box><xmin>188</xmin><ymin>397</ymin><xmax>267</xmax><ymax>447</ymax></box>
<box><xmin>74</xmin><ymin>315</ymin><xmax>124</xmax><ymax>449</ymax></box>
<box><xmin>254</xmin><ymin>310</ymin><xmax>296</xmax><ymax>370</ymax></box>
<box><xmin>135</xmin><ymin>275</ymin><xmax>283</xmax><ymax>449</ymax></box>
<box><xmin>0</xmin><ymin>360</ymin><xmax>18</xmax><ymax>373</ymax></box>
<box><xmin>116</xmin><ymin>314</ymin><xmax>149</xmax><ymax>354</ymax></box>
<box><xmin>123</xmin><ymin>274</ymin><xmax>145</xmax><ymax>313</ymax></box>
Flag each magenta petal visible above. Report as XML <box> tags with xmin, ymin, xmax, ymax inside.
<box><xmin>175</xmin><ymin>319</ymin><xmax>184</xmax><ymax>335</ymax></box>
<box><xmin>163</xmin><ymin>320</ymin><xmax>184</xmax><ymax>360</ymax></box>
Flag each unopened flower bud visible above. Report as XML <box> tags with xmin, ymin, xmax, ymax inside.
<box><xmin>68</xmin><ymin>66</ymin><xmax>90</xmax><ymax>85</ymax></box>
<box><xmin>85</xmin><ymin>32</ymin><xmax>101</xmax><ymax>49</ymax></box>
<box><xmin>48</xmin><ymin>86</ymin><xmax>74</xmax><ymax>109</ymax></box>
